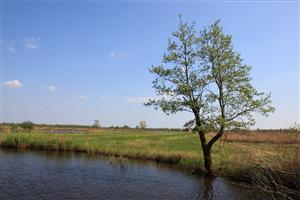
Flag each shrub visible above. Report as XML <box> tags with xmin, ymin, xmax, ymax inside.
<box><xmin>20</xmin><ymin>121</ymin><xmax>34</xmax><ymax>132</ymax></box>
<box><xmin>122</xmin><ymin>125</ymin><xmax>130</xmax><ymax>129</ymax></box>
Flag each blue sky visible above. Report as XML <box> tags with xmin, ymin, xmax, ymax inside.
<box><xmin>1</xmin><ymin>1</ymin><xmax>299</xmax><ymax>128</ymax></box>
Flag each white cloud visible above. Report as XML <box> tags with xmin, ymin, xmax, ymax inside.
<box><xmin>24</xmin><ymin>37</ymin><xmax>40</xmax><ymax>49</ymax></box>
<box><xmin>109</xmin><ymin>51</ymin><xmax>126</xmax><ymax>57</ymax></box>
<box><xmin>126</xmin><ymin>96</ymin><xmax>153</xmax><ymax>103</ymax></box>
<box><xmin>47</xmin><ymin>86</ymin><xmax>56</xmax><ymax>92</ymax></box>
<box><xmin>74</xmin><ymin>94</ymin><xmax>88</xmax><ymax>100</ymax></box>
<box><xmin>41</xmin><ymin>85</ymin><xmax>56</xmax><ymax>92</ymax></box>
<box><xmin>4</xmin><ymin>80</ymin><xmax>23</xmax><ymax>88</ymax></box>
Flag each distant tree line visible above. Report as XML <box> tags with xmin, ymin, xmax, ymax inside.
<box><xmin>1</xmin><ymin>122</ymin><xmax>298</xmax><ymax>134</ymax></box>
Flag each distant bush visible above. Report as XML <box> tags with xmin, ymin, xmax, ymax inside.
<box><xmin>20</xmin><ymin>121</ymin><xmax>34</xmax><ymax>132</ymax></box>
<box><xmin>122</xmin><ymin>125</ymin><xmax>130</xmax><ymax>129</ymax></box>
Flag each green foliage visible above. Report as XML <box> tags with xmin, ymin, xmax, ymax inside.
<box><xmin>20</xmin><ymin>121</ymin><xmax>34</xmax><ymax>132</ymax></box>
<box><xmin>183</xmin><ymin>120</ymin><xmax>195</xmax><ymax>131</ymax></box>
<box><xmin>198</xmin><ymin>20</ymin><xmax>275</xmax><ymax>130</ymax></box>
<box><xmin>146</xmin><ymin>17</ymin><xmax>274</xmax><ymax>133</ymax></box>
<box><xmin>145</xmin><ymin>17</ymin><xmax>206</xmax><ymax>115</ymax></box>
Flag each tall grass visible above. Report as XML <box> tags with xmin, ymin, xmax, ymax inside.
<box><xmin>0</xmin><ymin>131</ymin><xmax>204</xmax><ymax>169</ymax></box>
<box><xmin>223</xmin><ymin>130</ymin><xmax>300</xmax><ymax>144</ymax></box>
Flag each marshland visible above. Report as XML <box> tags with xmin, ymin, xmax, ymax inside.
<box><xmin>1</xmin><ymin>1</ymin><xmax>299</xmax><ymax>200</ymax></box>
<box><xmin>0</xmin><ymin>124</ymin><xmax>299</xmax><ymax>199</ymax></box>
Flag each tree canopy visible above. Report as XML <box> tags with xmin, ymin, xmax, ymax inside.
<box><xmin>146</xmin><ymin>19</ymin><xmax>274</xmax><ymax>133</ymax></box>
<box><xmin>146</xmin><ymin>18</ymin><xmax>274</xmax><ymax>174</ymax></box>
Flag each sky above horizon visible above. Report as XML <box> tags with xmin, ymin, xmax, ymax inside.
<box><xmin>1</xmin><ymin>1</ymin><xmax>299</xmax><ymax>129</ymax></box>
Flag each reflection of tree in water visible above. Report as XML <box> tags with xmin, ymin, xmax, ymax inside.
<box><xmin>198</xmin><ymin>177</ymin><xmax>231</xmax><ymax>200</ymax></box>
<box><xmin>107</xmin><ymin>156</ymin><xmax>131</xmax><ymax>175</ymax></box>
<box><xmin>201</xmin><ymin>176</ymin><xmax>216</xmax><ymax>200</ymax></box>
<box><xmin>198</xmin><ymin>176</ymin><xmax>265</xmax><ymax>200</ymax></box>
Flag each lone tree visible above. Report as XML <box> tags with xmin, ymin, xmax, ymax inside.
<box><xmin>139</xmin><ymin>121</ymin><xmax>147</xmax><ymax>129</ymax></box>
<box><xmin>92</xmin><ymin>119</ymin><xmax>100</xmax><ymax>128</ymax></box>
<box><xmin>146</xmin><ymin>18</ymin><xmax>274</xmax><ymax>175</ymax></box>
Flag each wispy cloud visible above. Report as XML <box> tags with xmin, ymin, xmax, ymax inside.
<box><xmin>3</xmin><ymin>80</ymin><xmax>23</xmax><ymax>88</ymax></box>
<box><xmin>126</xmin><ymin>96</ymin><xmax>152</xmax><ymax>103</ymax></box>
<box><xmin>109</xmin><ymin>51</ymin><xmax>126</xmax><ymax>57</ymax></box>
<box><xmin>24</xmin><ymin>37</ymin><xmax>40</xmax><ymax>49</ymax></box>
<box><xmin>74</xmin><ymin>94</ymin><xmax>88</xmax><ymax>100</ymax></box>
<box><xmin>41</xmin><ymin>85</ymin><xmax>56</xmax><ymax>92</ymax></box>
<box><xmin>47</xmin><ymin>86</ymin><xmax>56</xmax><ymax>92</ymax></box>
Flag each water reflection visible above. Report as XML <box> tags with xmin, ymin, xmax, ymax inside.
<box><xmin>200</xmin><ymin>177</ymin><xmax>215</xmax><ymax>199</ymax></box>
<box><xmin>0</xmin><ymin>148</ymin><xmax>268</xmax><ymax>200</ymax></box>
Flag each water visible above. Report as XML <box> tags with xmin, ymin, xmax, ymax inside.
<box><xmin>0</xmin><ymin>148</ymin><xmax>268</xmax><ymax>200</ymax></box>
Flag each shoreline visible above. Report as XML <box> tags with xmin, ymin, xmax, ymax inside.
<box><xmin>0</xmin><ymin>144</ymin><xmax>251</xmax><ymax>185</ymax></box>
<box><xmin>0</xmin><ymin>131</ymin><xmax>299</xmax><ymax>199</ymax></box>
<box><xmin>0</xmin><ymin>141</ymin><xmax>205</xmax><ymax>175</ymax></box>
<box><xmin>0</xmin><ymin>131</ymin><xmax>254</xmax><ymax>178</ymax></box>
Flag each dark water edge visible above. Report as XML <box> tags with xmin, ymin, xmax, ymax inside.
<box><xmin>0</xmin><ymin>148</ymin><xmax>270</xmax><ymax>200</ymax></box>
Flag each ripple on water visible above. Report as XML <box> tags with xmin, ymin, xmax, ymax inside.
<box><xmin>0</xmin><ymin>148</ymin><xmax>268</xmax><ymax>200</ymax></box>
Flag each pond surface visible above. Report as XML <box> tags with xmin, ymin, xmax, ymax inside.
<box><xmin>0</xmin><ymin>148</ymin><xmax>268</xmax><ymax>200</ymax></box>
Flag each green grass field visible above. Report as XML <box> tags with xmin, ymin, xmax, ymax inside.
<box><xmin>1</xmin><ymin>129</ymin><xmax>298</xmax><ymax>179</ymax></box>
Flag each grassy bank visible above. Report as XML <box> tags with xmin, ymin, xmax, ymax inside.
<box><xmin>0</xmin><ymin>130</ymin><xmax>298</xmax><ymax>176</ymax></box>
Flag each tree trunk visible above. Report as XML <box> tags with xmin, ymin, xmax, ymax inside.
<box><xmin>197</xmin><ymin>129</ymin><xmax>213</xmax><ymax>175</ymax></box>
<box><xmin>203</xmin><ymin>146</ymin><xmax>212</xmax><ymax>175</ymax></box>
